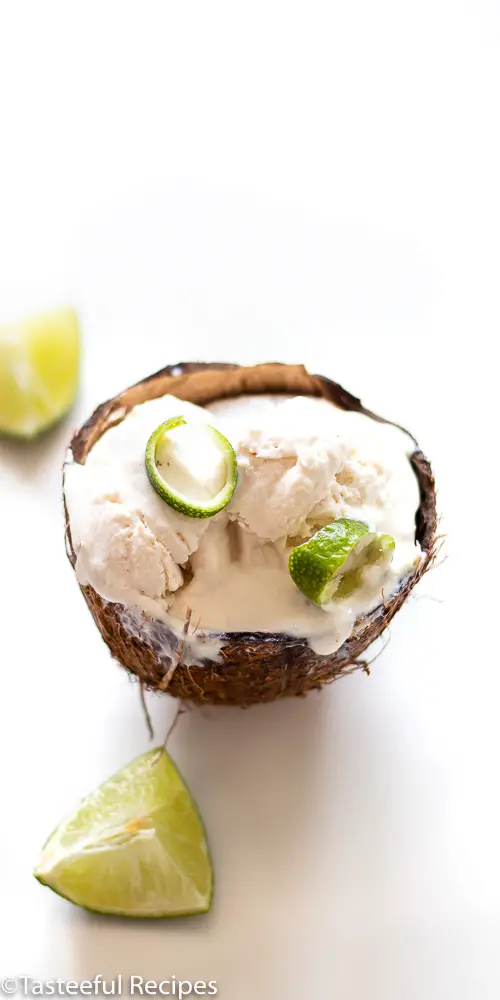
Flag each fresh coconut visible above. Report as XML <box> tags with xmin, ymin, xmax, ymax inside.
<box><xmin>63</xmin><ymin>362</ymin><xmax>437</xmax><ymax>707</ymax></box>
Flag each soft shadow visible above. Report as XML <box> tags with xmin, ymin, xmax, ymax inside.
<box><xmin>0</xmin><ymin>410</ymin><xmax>76</xmax><ymax>487</ymax></box>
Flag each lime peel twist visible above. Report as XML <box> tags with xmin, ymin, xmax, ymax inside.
<box><xmin>288</xmin><ymin>517</ymin><xmax>395</xmax><ymax>606</ymax></box>
<box><xmin>145</xmin><ymin>416</ymin><xmax>238</xmax><ymax>518</ymax></box>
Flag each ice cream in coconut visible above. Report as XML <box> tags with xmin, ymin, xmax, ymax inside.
<box><xmin>63</xmin><ymin>363</ymin><xmax>436</xmax><ymax>705</ymax></box>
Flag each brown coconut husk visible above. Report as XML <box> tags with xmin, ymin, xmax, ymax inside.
<box><xmin>64</xmin><ymin>362</ymin><xmax>437</xmax><ymax>706</ymax></box>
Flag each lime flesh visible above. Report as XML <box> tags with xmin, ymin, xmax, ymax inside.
<box><xmin>334</xmin><ymin>533</ymin><xmax>395</xmax><ymax>598</ymax></box>
<box><xmin>288</xmin><ymin>517</ymin><xmax>395</xmax><ymax>605</ymax></box>
<box><xmin>35</xmin><ymin>748</ymin><xmax>213</xmax><ymax>918</ymax></box>
<box><xmin>0</xmin><ymin>307</ymin><xmax>80</xmax><ymax>438</ymax></box>
<box><xmin>145</xmin><ymin>416</ymin><xmax>238</xmax><ymax>517</ymax></box>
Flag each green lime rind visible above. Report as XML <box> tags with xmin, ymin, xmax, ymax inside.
<box><xmin>0</xmin><ymin>307</ymin><xmax>80</xmax><ymax>439</ymax></box>
<box><xmin>288</xmin><ymin>518</ymin><xmax>395</xmax><ymax>606</ymax></box>
<box><xmin>145</xmin><ymin>416</ymin><xmax>237</xmax><ymax>518</ymax></box>
<box><xmin>34</xmin><ymin>747</ymin><xmax>213</xmax><ymax>919</ymax></box>
<box><xmin>289</xmin><ymin>518</ymin><xmax>369</xmax><ymax>604</ymax></box>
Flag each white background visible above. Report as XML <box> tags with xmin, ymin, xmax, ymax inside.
<box><xmin>0</xmin><ymin>2</ymin><xmax>498</xmax><ymax>998</ymax></box>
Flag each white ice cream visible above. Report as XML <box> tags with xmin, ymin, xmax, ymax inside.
<box><xmin>64</xmin><ymin>392</ymin><xmax>422</xmax><ymax>656</ymax></box>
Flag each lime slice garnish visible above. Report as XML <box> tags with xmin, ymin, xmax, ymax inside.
<box><xmin>288</xmin><ymin>517</ymin><xmax>395</xmax><ymax>606</ymax></box>
<box><xmin>34</xmin><ymin>747</ymin><xmax>213</xmax><ymax>918</ymax></box>
<box><xmin>145</xmin><ymin>416</ymin><xmax>237</xmax><ymax>518</ymax></box>
<box><xmin>0</xmin><ymin>307</ymin><xmax>80</xmax><ymax>438</ymax></box>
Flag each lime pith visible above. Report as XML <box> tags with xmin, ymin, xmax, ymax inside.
<box><xmin>34</xmin><ymin>747</ymin><xmax>213</xmax><ymax>918</ymax></box>
<box><xmin>145</xmin><ymin>416</ymin><xmax>237</xmax><ymax>517</ymax></box>
<box><xmin>0</xmin><ymin>307</ymin><xmax>80</xmax><ymax>439</ymax></box>
<box><xmin>288</xmin><ymin>517</ymin><xmax>395</xmax><ymax>605</ymax></box>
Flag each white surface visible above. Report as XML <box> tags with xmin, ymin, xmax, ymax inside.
<box><xmin>0</xmin><ymin>2</ymin><xmax>498</xmax><ymax>998</ymax></box>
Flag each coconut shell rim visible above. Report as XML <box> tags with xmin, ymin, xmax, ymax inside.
<box><xmin>63</xmin><ymin>360</ymin><xmax>437</xmax><ymax>654</ymax></box>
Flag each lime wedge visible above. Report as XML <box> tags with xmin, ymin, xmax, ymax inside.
<box><xmin>288</xmin><ymin>517</ymin><xmax>395</xmax><ymax>606</ymax></box>
<box><xmin>145</xmin><ymin>416</ymin><xmax>237</xmax><ymax>517</ymax></box>
<box><xmin>0</xmin><ymin>307</ymin><xmax>80</xmax><ymax>439</ymax></box>
<box><xmin>34</xmin><ymin>747</ymin><xmax>213</xmax><ymax>918</ymax></box>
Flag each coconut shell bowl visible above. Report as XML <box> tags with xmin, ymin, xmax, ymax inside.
<box><xmin>64</xmin><ymin>362</ymin><xmax>437</xmax><ymax>707</ymax></box>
